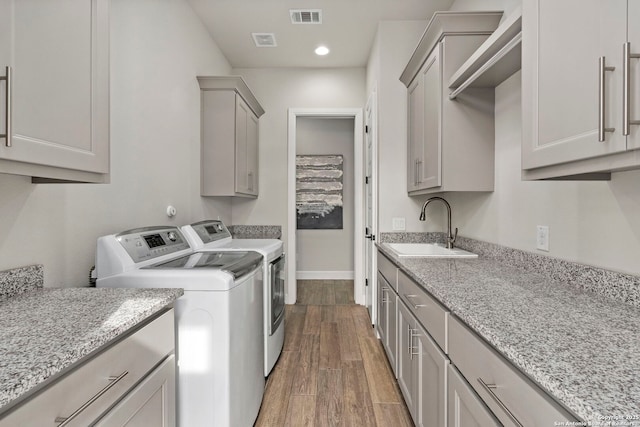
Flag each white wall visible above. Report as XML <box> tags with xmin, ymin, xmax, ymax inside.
<box><xmin>296</xmin><ymin>118</ymin><xmax>355</xmax><ymax>275</ymax></box>
<box><xmin>445</xmin><ymin>0</ymin><xmax>640</xmax><ymax>275</ymax></box>
<box><xmin>366</xmin><ymin>21</ymin><xmax>446</xmax><ymax>234</ymax></box>
<box><xmin>448</xmin><ymin>71</ymin><xmax>640</xmax><ymax>276</ymax></box>
<box><xmin>0</xmin><ymin>0</ymin><xmax>233</xmax><ymax>286</ymax></box>
<box><xmin>229</xmin><ymin>67</ymin><xmax>366</xmax><ymax>267</ymax></box>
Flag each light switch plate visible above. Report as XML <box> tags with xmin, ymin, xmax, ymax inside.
<box><xmin>392</xmin><ymin>217</ymin><xmax>406</xmax><ymax>231</ymax></box>
<box><xmin>536</xmin><ymin>225</ymin><xmax>549</xmax><ymax>251</ymax></box>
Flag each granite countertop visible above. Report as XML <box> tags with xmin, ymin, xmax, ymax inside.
<box><xmin>377</xmin><ymin>242</ymin><xmax>640</xmax><ymax>424</ymax></box>
<box><xmin>0</xmin><ymin>287</ymin><xmax>183</xmax><ymax>412</ymax></box>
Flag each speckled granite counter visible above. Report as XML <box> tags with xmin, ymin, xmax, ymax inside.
<box><xmin>0</xmin><ymin>286</ymin><xmax>183</xmax><ymax>412</ymax></box>
<box><xmin>377</xmin><ymin>241</ymin><xmax>640</xmax><ymax>424</ymax></box>
<box><xmin>228</xmin><ymin>225</ymin><xmax>282</xmax><ymax>239</ymax></box>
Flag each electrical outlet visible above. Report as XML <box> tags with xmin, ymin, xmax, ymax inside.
<box><xmin>536</xmin><ymin>225</ymin><xmax>549</xmax><ymax>251</ymax></box>
<box><xmin>392</xmin><ymin>217</ymin><xmax>406</xmax><ymax>231</ymax></box>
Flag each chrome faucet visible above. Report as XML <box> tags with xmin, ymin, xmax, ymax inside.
<box><xmin>419</xmin><ymin>197</ymin><xmax>458</xmax><ymax>249</ymax></box>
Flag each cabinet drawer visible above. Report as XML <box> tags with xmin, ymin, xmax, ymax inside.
<box><xmin>397</xmin><ymin>271</ymin><xmax>448</xmax><ymax>353</ymax></box>
<box><xmin>449</xmin><ymin>316</ymin><xmax>578</xmax><ymax>426</ymax></box>
<box><xmin>0</xmin><ymin>309</ymin><xmax>175</xmax><ymax>427</ymax></box>
<box><xmin>377</xmin><ymin>252</ymin><xmax>397</xmax><ymax>291</ymax></box>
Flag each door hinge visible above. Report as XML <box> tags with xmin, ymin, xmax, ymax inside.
<box><xmin>365</xmin><ymin>278</ymin><xmax>369</xmax><ymax>287</ymax></box>
<box><xmin>365</xmin><ymin>176</ymin><xmax>369</xmax><ymax>184</ymax></box>
<box><xmin>365</xmin><ymin>125</ymin><xmax>369</xmax><ymax>133</ymax></box>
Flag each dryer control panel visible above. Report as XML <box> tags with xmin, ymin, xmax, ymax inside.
<box><xmin>188</xmin><ymin>220</ymin><xmax>232</xmax><ymax>244</ymax></box>
<box><xmin>116</xmin><ymin>226</ymin><xmax>191</xmax><ymax>263</ymax></box>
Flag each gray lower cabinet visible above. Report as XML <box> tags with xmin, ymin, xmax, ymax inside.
<box><xmin>376</xmin><ymin>271</ymin><xmax>397</xmax><ymax>374</ymax></box>
<box><xmin>447</xmin><ymin>364</ymin><xmax>500</xmax><ymax>427</ymax></box>
<box><xmin>398</xmin><ymin>299</ymin><xmax>448</xmax><ymax>427</ymax></box>
<box><xmin>377</xmin><ymin>251</ymin><xmax>580</xmax><ymax>426</ymax></box>
<box><xmin>0</xmin><ymin>310</ymin><xmax>176</xmax><ymax>427</ymax></box>
<box><xmin>95</xmin><ymin>355</ymin><xmax>176</xmax><ymax>426</ymax></box>
<box><xmin>449</xmin><ymin>316</ymin><xmax>577</xmax><ymax>425</ymax></box>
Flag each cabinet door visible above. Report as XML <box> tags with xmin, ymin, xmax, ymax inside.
<box><xmin>246</xmin><ymin>111</ymin><xmax>259</xmax><ymax>195</ymax></box>
<box><xmin>416</xmin><ymin>325</ymin><xmax>448</xmax><ymax>427</ymax></box>
<box><xmin>0</xmin><ymin>0</ymin><xmax>109</xmax><ymax>175</ymax></box>
<box><xmin>235</xmin><ymin>95</ymin><xmax>250</xmax><ymax>194</ymax></box>
<box><xmin>397</xmin><ymin>301</ymin><xmax>417</xmax><ymax>420</ymax></box>
<box><xmin>386</xmin><ymin>290</ymin><xmax>397</xmax><ymax>376</ymax></box>
<box><xmin>95</xmin><ymin>355</ymin><xmax>176</xmax><ymax>427</ymax></box>
<box><xmin>628</xmin><ymin>1</ymin><xmax>640</xmax><ymax>151</ymax></box>
<box><xmin>407</xmin><ymin>72</ymin><xmax>424</xmax><ymax>192</ymax></box>
<box><xmin>419</xmin><ymin>44</ymin><xmax>442</xmax><ymax>190</ymax></box>
<box><xmin>522</xmin><ymin>0</ymin><xmax>627</xmax><ymax>169</ymax></box>
<box><xmin>447</xmin><ymin>365</ymin><xmax>500</xmax><ymax>427</ymax></box>
<box><xmin>376</xmin><ymin>272</ymin><xmax>387</xmax><ymax>344</ymax></box>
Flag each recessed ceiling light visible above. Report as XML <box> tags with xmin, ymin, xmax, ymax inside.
<box><xmin>315</xmin><ymin>46</ymin><xmax>329</xmax><ymax>56</ymax></box>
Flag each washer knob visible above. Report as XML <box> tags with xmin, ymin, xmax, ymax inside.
<box><xmin>167</xmin><ymin>231</ymin><xmax>177</xmax><ymax>242</ymax></box>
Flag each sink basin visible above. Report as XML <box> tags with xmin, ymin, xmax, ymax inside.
<box><xmin>385</xmin><ymin>243</ymin><xmax>478</xmax><ymax>258</ymax></box>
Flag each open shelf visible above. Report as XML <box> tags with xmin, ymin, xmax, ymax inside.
<box><xmin>448</xmin><ymin>7</ymin><xmax>522</xmax><ymax>100</ymax></box>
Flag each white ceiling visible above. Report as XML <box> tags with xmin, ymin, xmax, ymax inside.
<box><xmin>186</xmin><ymin>0</ymin><xmax>455</xmax><ymax>68</ymax></box>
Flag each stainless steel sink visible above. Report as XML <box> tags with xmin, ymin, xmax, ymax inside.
<box><xmin>384</xmin><ymin>243</ymin><xmax>477</xmax><ymax>258</ymax></box>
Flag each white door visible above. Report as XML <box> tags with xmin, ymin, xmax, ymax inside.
<box><xmin>364</xmin><ymin>94</ymin><xmax>376</xmax><ymax>318</ymax></box>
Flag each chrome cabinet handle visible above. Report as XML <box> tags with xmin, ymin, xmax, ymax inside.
<box><xmin>410</xmin><ymin>328</ymin><xmax>420</xmax><ymax>359</ymax></box>
<box><xmin>407</xmin><ymin>323</ymin><xmax>412</xmax><ymax>356</ymax></box>
<box><xmin>0</xmin><ymin>66</ymin><xmax>11</xmax><ymax>147</ymax></box>
<box><xmin>404</xmin><ymin>293</ymin><xmax>427</xmax><ymax>310</ymax></box>
<box><xmin>416</xmin><ymin>159</ymin><xmax>422</xmax><ymax>184</ymax></box>
<box><xmin>477</xmin><ymin>377</ymin><xmax>524</xmax><ymax>427</ymax></box>
<box><xmin>414</xmin><ymin>159</ymin><xmax>418</xmax><ymax>186</ymax></box>
<box><xmin>248</xmin><ymin>172</ymin><xmax>253</xmax><ymax>192</ymax></box>
<box><xmin>55</xmin><ymin>371</ymin><xmax>128</xmax><ymax>426</ymax></box>
<box><xmin>623</xmin><ymin>42</ymin><xmax>640</xmax><ymax>136</ymax></box>
<box><xmin>381</xmin><ymin>287</ymin><xmax>388</xmax><ymax>304</ymax></box>
<box><xmin>599</xmin><ymin>57</ymin><xmax>616</xmax><ymax>141</ymax></box>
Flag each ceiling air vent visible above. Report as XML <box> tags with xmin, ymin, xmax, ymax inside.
<box><xmin>290</xmin><ymin>9</ymin><xmax>322</xmax><ymax>24</ymax></box>
<box><xmin>252</xmin><ymin>33</ymin><xmax>277</xmax><ymax>47</ymax></box>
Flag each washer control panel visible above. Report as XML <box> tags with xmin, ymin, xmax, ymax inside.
<box><xmin>116</xmin><ymin>226</ymin><xmax>190</xmax><ymax>263</ymax></box>
<box><xmin>189</xmin><ymin>220</ymin><xmax>231</xmax><ymax>244</ymax></box>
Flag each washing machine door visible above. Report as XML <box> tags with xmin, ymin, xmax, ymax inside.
<box><xmin>145</xmin><ymin>251</ymin><xmax>263</xmax><ymax>279</ymax></box>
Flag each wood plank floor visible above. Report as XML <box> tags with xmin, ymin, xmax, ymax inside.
<box><xmin>255</xmin><ymin>280</ymin><xmax>413</xmax><ymax>427</ymax></box>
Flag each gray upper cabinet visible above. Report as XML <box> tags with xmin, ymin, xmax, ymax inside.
<box><xmin>198</xmin><ymin>76</ymin><xmax>264</xmax><ymax>198</ymax></box>
<box><xmin>400</xmin><ymin>12</ymin><xmax>500</xmax><ymax>195</ymax></box>
<box><xmin>0</xmin><ymin>0</ymin><xmax>110</xmax><ymax>183</ymax></box>
<box><xmin>522</xmin><ymin>0</ymin><xmax>640</xmax><ymax>180</ymax></box>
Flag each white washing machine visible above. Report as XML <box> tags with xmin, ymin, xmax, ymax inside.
<box><xmin>181</xmin><ymin>220</ymin><xmax>285</xmax><ymax>376</ymax></box>
<box><xmin>95</xmin><ymin>226</ymin><xmax>265</xmax><ymax>427</ymax></box>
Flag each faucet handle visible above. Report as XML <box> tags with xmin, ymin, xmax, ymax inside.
<box><xmin>451</xmin><ymin>227</ymin><xmax>458</xmax><ymax>245</ymax></box>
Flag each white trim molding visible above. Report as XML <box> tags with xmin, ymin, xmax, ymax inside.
<box><xmin>287</xmin><ymin>108</ymin><xmax>364</xmax><ymax>305</ymax></box>
<box><xmin>296</xmin><ymin>271</ymin><xmax>355</xmax><ymax>280</ymax></box>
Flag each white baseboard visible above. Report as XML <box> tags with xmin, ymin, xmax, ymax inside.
<box><xmin>296</xmin><ymin>271</ymin><xmax>355</xmax><ymax>280</ymax></box>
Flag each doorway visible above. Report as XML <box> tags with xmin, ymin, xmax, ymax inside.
<box><xmin>287</xmin><ymin>108</ymin><xmax>363</xmax><ymax>305</ymax></box>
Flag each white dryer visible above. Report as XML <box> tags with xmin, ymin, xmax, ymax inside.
<box><xmin>181</xmin><ymin>220</ymin><xmax>285</xmax><ymax>376</ymax></box>
<box><xmin>95</xmin><ymin>226</ymin><xmax>265</xmax><ymax>427</ymax></box>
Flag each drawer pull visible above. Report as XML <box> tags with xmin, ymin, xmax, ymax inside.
<box><xmin>598</xmin><ymin>56</ymin><xmax>616</xmax><ymax>141</ymax></box>
<box><xmin>0</xmin><ymin>66</ymin><xmax>11</xmax><ymax>147</ymax></box>
<box><xmin>55</xmin><ymin>371</ymin><xmax>128</xmax><ymax>426</ymax></box>
<box><xmin>477</xmin><ymin>377</ymin><xmax>523</xmax><ymax>427</ymax></box>
<box><xmin>404</xmin><ymin>293</ymin><xmax>427</xmax><ymax>310</ymax></box>
<box><xmin>410</xmin><ymin>329</ymin><xmax>420</xmax><ymax>359</ymax></box>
